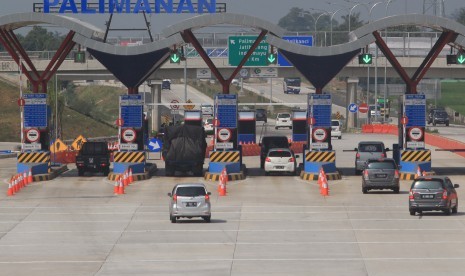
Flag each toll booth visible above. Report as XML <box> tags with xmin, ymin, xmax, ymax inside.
<box><xmin>17</xmin><ymin>93</ymin><xmax>51</xmax><ymax>175</ymax></box>
<box><xmin>301</xmin><ymin>94</ymin><xmax>341</xmax><ymax>180</ymax></box>
<box><xmin>238</xmin><ymin>110</ymin><xmax>256</xmax><ymax>144</ymax></box>
<box><xmin>115</xmin><ymin>95</ymin><xmax>146</xmax><ymax>174</ymax></box>
<box><xmin>399</xmin><ymin>94</ymin><xmax>431</xmax><ymax>177</ymax></box>
<box><xmin>207</xmin><ymin>94</ymin><xmax>242</xmax><ymax>176</ymax></box>
<box><xmin>184</xmin><ymin>110</ymin><xmax>203</xmax><ymax>127</ymax></box>
<box><xmin>292</xmin><ymin>110</ymin><xmax>307</xmax><ymax>142</ymax></box>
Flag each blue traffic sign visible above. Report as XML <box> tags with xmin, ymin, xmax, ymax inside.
<box><xmin>309</xmin><ymin>94</ymin><xmax>331</xmax><ymax>127</ymax></box>
<box><xmin>148</xmin><ymin>138</ymin><xmax>162</xmax><ymax>152</ymax></box>
<box><xmin>404</xmin><ymin>94</ymin><xmax>426</xmax><ymax>128</ymax></box>
<box><xmin>278</xmin><ymin>36</ymin><xmax>313</xmax><ymax>66</ymax></box>
<box><xmin>348</xmin><ymin>103</ymin><xmax>358</xmax><ymax>113</ymax></box>
<box><xmin>24</xmin><ymin>94</ymin><xmax>47</xmax><ymax>128</ymax></box>
<box><xmin>215</xmin><ymin>94</ymin><xmax>237</xmax><ymax>128</ymax></box>
<box><xmin>120</xmin><ymin>95</ymin><xmax>143</xmax><ymax>128</ymax></box>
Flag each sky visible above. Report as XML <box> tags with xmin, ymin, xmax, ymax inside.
<box><xmin>1</xmin><ymin>0</ymin><xmax>464</xmax><ymax>35</ymax></box>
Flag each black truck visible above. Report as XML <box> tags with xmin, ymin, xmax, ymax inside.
<box><xmin>162</xmin><ymin>124</ymin><xmax>207</xmax><ymax>176</ymax></box>
<box><xmin>75</xmin><ymin>142</ymin><xmax>111</xmax><ymax>176</ymax></box>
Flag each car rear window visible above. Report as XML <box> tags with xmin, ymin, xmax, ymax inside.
<box><xmin>176</xmin><ymin>186</ymin><xmax>206</xmax><ymax>197</ymax></box>
<box><xmin>367</xmin><ymin>161</ymin><xmax>396</xmax><ymax>169</ymax></box>
<box><xmin>278</xmin><ymin>113</ymin><xmax>291</xmax><ymax>118</ymax></box>
<box><xmin>268</xmin><ymin>150</ymin><xmax>291</xmax><ymax>157</ymax></box>
<box><xmin>359</xmin><ymin>144</ymin><xmax>383</xmax><ymax>152</ymax></box>
<box><xmin>331</xmin><ymin>121</ymin><xmax>340</xmax><ymax>126</ymax></box>
<box><xmin>412</xmin><ymin>180</ymin><xmax>444</xmax><ymax>190</ymax></box>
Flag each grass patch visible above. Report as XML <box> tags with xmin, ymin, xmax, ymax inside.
<box><xmin>438</xmin><ymin>81</ymin><xmax>465</xmax><ymax>115</ymax></box>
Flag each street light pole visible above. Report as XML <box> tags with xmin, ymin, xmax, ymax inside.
<box><xmin>329</xmin><ymin>8</ymin><xmax>348</xmax><ymax>46</ymax></box>
<box><xmin>383</xmin><ymin>0</ymin><xmax>395</xmax><ymax>122</ymax></box>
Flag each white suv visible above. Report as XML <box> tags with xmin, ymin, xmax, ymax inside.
<box><xmin>275</xmin><ymin>113</ymin><xmax>292</xmax><ymax>129</ymax></box>
<box><xmin>331</xmin><ymin>120</ymin><xmax>342</xmax><ymax>139</ymax></box>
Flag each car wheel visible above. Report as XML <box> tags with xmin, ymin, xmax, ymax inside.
<box><xmin>165</xmin><ymin>165</ymin><xmax>175</xmax><ymax>176</ymax></box>
<box><xmin>409</xmin><ymin>210</ymin><xmax>416</xmax><ymax>216</ymax></box>
<box><xmin>362</xmin><ymin>187</ymin><xmax>368</xmax><ymax>194</ymax></box>
<box><xmin>170</xmin><ymin>215</ymin><xmax>176</xmax><ymax>223</ymax></box>
<box><xmin>393</xmin><ymin>188</ymin><xmax>400</xmax><ymax>194</ymax></box>
<box><xmin>452</xmin><ymin>200</ymin><xmax>458</xmax><ymax>214</ymax></box>
<box><xmin>275</xmin><ymin>126</ymin><xmax>278</xmax><ymax>130</ymax></box>
<box><xmin>265</xmin><ymin>171</ymin><xmax>269</xmax><ymax>176</ymax></box>
<box><xmin>203</xmin><ymin>216</ymin><xmax>211</xmax><ymax>223</ymax></box>
<box><xmin>78</xmin><ymin>169</ymin><xmax>84</xmax><ymax>176</ymax></box>
<box><xmin>103</xmin><ymin>168</ymin><xmax>110</xmax><ymax>177</ymax></box>
<box><xmin>338</xmin><ymin>136</ymin><xmax>342</xmax><ymax>140</ymax></box>
<box><xmin>446</xmin><ymin>123</ymin><xmax>449</xmax><ymax>126</ymax></box>
<box><xmin>444</xmin><ymin>202</ymin><xmax>452</xmax><ymax>216</ymax></box>
<box><xmin>355</xmin><ymin>169</ymin><xmax>361</xmax><ymax>175</ymax></box>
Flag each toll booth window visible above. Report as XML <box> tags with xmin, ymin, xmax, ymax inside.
<box><xmin>293</xmin><ymin>121</ymin><xmax>307</xmax><ymax>134</ymax></box>
<box><xmin>359</xmin><ymin>144</ymin><xmax>383</xmax><ymax>152</ymax></box>
<box><xmin>239</xmin><ymin>121</ymin><xmax>255</xmax><ymax>134</ymax></box>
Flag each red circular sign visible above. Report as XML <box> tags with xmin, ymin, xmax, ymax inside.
<box><xmin>213</xmin><ymin>118</ymin><xmax>220</xmax><ymax>127</ymax></box>
<box><xmin>17</xmin><ymin>98</ymin><xmax>25</xmax><ymax>107</ymax></box>
<box><xmin>25</xmin><ymin>128</ymin><xmax>40</xmax><ymax>143</ymax></box>
<box><xmin>359</xmin><ymin>103</ymin><xmax>368</xmax><ymax>113</ymax></box>
<box><xmin>115</xmin><ymin>118</ymin><xmax>124</xmax><ymax>127</ymax></box>
<box><xmin>217</xmin><ymin>128</ymin><xmax>232</xmax><ymax>142</ymax></box>
<box><xmin>308</xmin><ymin>117</ymin><xmax>316</xmax><ymax>126</ymax></box>
<box><xmin>401</xmin><ymin>116</ymin><xmax>408</xmax><ymax>125</ymax></box>
<box><xmin>408</xmin><ymin>127</ymin><xmax>423</xmax><ymax>141</ymax></box>
<box><xmin>170</xmin><ymin>100</ymin><xmax>179</xmax><ymax>110</ymax></box>
<box><xmin>122</xmin><ymin>128</ymin><xmax>137</xmax><ymax>143</ymax></box>
<box><xmin>312</xmin><ymin>128</ymin><xmax>327</xmax><ymax>142</ymax></box>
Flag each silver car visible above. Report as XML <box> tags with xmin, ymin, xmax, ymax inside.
<box><xmin>362</xmin><ymin>158</ymin><xmax>400</xmax><ymax>194</ymax></box>
<box><xmin>409</xmin><ymin>176</ymin><xmax>459</xmax><ymax>216</ymax></box>
<box><xmin>167</xmin><ymin>183</ymin><xmax>211</xmax><ymax>223</ymax></box>
<box><xmin>355</xmin><ymin>141</ymin><xmax>389</xmax><ymax>175</ymax></box>
<box><xmin>264</xmin><ymin>148</ymin><xmax>298</xmax><ymax>175</ymax></box>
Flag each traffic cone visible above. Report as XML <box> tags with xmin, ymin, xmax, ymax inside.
<box><xmin>118</xmin><ymin>177</ymin><xmax>125</xmax><ymax>195</ymax></box>
<box><xmin>114</xmin><ymin>176</ymin><xmax>120</xmax><ymax>195</ymax></box>
<box><xmin>123</xmin><ymin>171</ymin><xmax>128</xmax><ymax>186</ymax></box>
<box><xmin>321</xmin><ymin>173</ymin><xmax>329</xmax><ymax>196</ymax></box>
<box><xmin>18</xmin><ymin>173</ymin><xmax>23</xmax><ymax>190</ymax></box>
<box><xmin>28</xmin><ymin>169</ymin><xmax>33</xmax><ymax>184</ymax></box>
<box><xmin>23</xmin><ymin>171</ymin><xmax>29</xmax><ymax>186</ymax></box>
<box><xmin>129</xmin><ymin>168</ymin><xmax>134</xmax><ymax>184</ymax></box>
<box><xmin>422</xmin><ymin>170</ymin><xmax>427</xmax><ymax>176</ymax></box>
<box><xmin>7</xmin><ymin>177</ymin><xmax>14</xmax><ymax>196</ymax></box>
<box><xmin>218</xmin><ymin>173</ymin><xmax>226</xmax><ymax>196</ymax></box>
<box><xmin>318</xmin><ymin>167</ymin><xmax>325</xmax><ymax>190</ymax></box>
<box><xmin>13</xmin><ymin>175</ymin><xmax>18</xmax><ymax>193</ymax></box>
<box><xmin>416</xmin><ymin>166</ymin><xmax>422</xmax><ymax>179</ymax></box>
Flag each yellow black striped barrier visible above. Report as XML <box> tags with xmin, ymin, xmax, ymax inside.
<box><xmin>113</xmin><ymin>151</ymin><xmax>145</xmax><ymax>163</ymax></box>
<box><xmin>209</xmin><ymin>151</ymin><xmax>240</xmax><ymax>163</ymax></box>
<box><xmin>300</xmin><ymin>171</ymin><xmax>341</xmax><ymax>181</ymax></box>
<box><xmin>107</xmin><ymin>164</ymin><xmax>157</xmax><ymax>181</ymax></box>
<box><xmin>305</xmin><ymin>151</ymin><xmax>336</xmax><ymax>162</ymax></box>
<box><xmin>17</xmin><ymin>152</ymin><xmax>50</xmax><ymax>163</ymax></box>
<box><xmin>401</xmin><ymin>150</ymin><xmax>431</xmax><ymax>162</ymax></box>
<box><xmin>204</xmin><ymin>172</ymin><xmax>245</xmax><ymax>181</ymax></box>
<box><xmin>400</xmin><ymin>171</ymin><xmax>436</xmax><ymax>180</ymax></box>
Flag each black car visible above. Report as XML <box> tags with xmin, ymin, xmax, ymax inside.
<box><xmin>255</xmin><ymin>108</ymin><xmax>267</xmax><ymax>123</ymax></box>
<box><xmin>427</xmin><ymin>108</ymin><xmax>445</xmax><ymax>125</ymax></box>
<box><xmin>162</xmin><ymin>79</ymin><xmax>171</xmax><ymax>90</ymax></box>
<box><xmin>431</xmin><ymin>110</ymin><xmax>449</xmax><ymax>126</ymax></box>
<box><xmin>75</xmin><ymin>142</ymin><xmax>111</xmax><ymax>176</ymax></box>
<box><xmin>259</xmin><ymin>136</ymin><xmax>290</xmax><ymax>169</ymax></box>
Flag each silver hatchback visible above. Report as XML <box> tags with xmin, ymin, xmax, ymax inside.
<box><xmin>362</xmin><ymin>158</ymin><xmax>400</xmax><ymax>194</ymax></box>
<box><xmin>167</xmin><ymin>183</ymin><xmax>211</xmax><ymax>223</ymax></box>
<box><xmin>355</xmin><ymin>141</ymin><xmax>389</xmax><ymax>175</ymax></box>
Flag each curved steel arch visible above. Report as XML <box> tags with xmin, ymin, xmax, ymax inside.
<box><xmin>0</xmin><ymin>12</ymin><xmax>104</xmax><ymax>40</ymax></box>
<box><xmin>350</xmin><ymin>13</ymin><xmax>465</xmax><ymax>48</ymax></box>
<box><xmin>162</xmin><ymin>13</ymin><xmax>286</xmax><ymax>38</ymax></box>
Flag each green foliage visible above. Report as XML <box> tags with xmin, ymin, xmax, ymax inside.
<box><xmin>452</xmin><ymin>7</ymin><xmax>465</xmax><ymax>25</ymax></box>
<box><xmin>18</xmin><ymin>26</ymin><xmax>66</xmax><ymax>51</ymax></box>
<box><xmin>278</xmin><ymin>7</ymin><xmax>314</xmax><ymax>32</ymax></box>
<box><xmin>438</xmin><ymin>81</ymin><xmax>465</xmax><ymax>115</ymax></box>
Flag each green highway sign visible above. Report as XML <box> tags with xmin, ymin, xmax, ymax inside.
<box><xmin>74</xmin><ymin>51</ymin><xmax>86</xmax><ymax>63</ymax></box>
<box><xmin>228</xmin><ymin>36</ymin><xmax>269</xmax><ymax>66</ymax></box>
<box><xmin>267</xmin><ymin>53</ymin><xmax>277</xmax><ymax>64</ymax></box>
<box><xmin>170</xmin><ymin>50</ymin><xmax>181</xmax><ymax>64</ymax></box>
<box><xmin>358</xmin><ymin>53</ymin><xmax>372</xmax><ymax>65</ymax></box>
<box><xmin>457</xmin><ymin>52</ymin><xmax>465</xmax><ymax>65</ymax></box>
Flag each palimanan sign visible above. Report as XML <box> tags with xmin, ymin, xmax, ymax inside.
<box><xmin>43</xmin><ymin>0</ymin><xmax>217</xmax><ymax>14</ymax></box>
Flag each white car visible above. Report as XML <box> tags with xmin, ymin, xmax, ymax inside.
<box><xmin>203</xmin><ymin>118</ymin><xmax>213</xmax><ymax>133</ymax></box>
<box><xmin>331</xmin><ymin>120</ymin><xmax>342</xmax><ymax>139</ymax></box>
<box><xmin>201</xmin><ymin>104</ymin><xmax>213</xmax><ymax>116</ymax></box>
<box><xmin>264</xmin><ymin>148</ymin><xmax>298</xmax><ymax>176</ymax></box>
<box><xmin>275</xmin><ymin>113</ymin><xmax>292</xmax><ymax>129</ymax></box>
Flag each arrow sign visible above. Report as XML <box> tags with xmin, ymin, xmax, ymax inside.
<box><xmin>358</xmin><ymin>54</ymin><xmax>372</xmax><ymax>65</ymax></box>
<box><xmin>170</xmin><ymin>53</ymin><xmax>180</xmax><ymax>63</ymax></box>
<box><xmin>363</xmin><ymin>55</ymin><xmax>371</xmax><ymax>64</ymax></box>
<box><xmin>148</xmin><ymin>138</ymin><xmax>162</xmax><ymax>152</ymax></box>
<box><xmin>457</xmin><ymin>53</ymin><xmax>465</xmax><ymax>64</ymax></box>
<box><xmin>348</xmin><ymin>103</ymin><xmax>358</xmax><ymax>113</ymax></box>
<box><xmin>267</xmin><ymin>53</ymin><xmax>276</xmax><ymax>64</ymax></box>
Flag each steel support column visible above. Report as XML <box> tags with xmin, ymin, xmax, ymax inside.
<box><xmin>184</xmin><ymin>29</ymin><xmax>268</xmax><ymax>94</ymax></box>
<box><xmin>374</xmin><ymin>31</ymin><xmax>455</xmax><ymax>94</ymax></box>
<box><xmin>128</xmin><ymin>87</ymin><xmax>139</xmax><ymax>94</ymax></box>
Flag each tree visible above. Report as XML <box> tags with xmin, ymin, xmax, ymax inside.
<box><xmin>278</xmin><ymin>7</ymin><xmax>315</xmax><ymax>32</ymax></box>
<box><xmin>332</xmin><ymin>12</ymin><xmax>365</xmax><ymax>45</ymax></box>
<box><xmin>452</xmin><ymin>7</ymin><xmax>465</xmax><ymax>25</ymax></box>
<box><xmin>18</xmin><ymin>26</ymin><xmax>65</xmax><ymax>51</ymax></box>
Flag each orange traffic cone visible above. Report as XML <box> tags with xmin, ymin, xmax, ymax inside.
<box><xmin>416</xmin><ymin>166</ymin><xmax>422</xmax><ymax>179</ymax></box>
<box><xmin>318</xmin><ymin>167</ymin><xmax>325</xmax><ymax>189</ymax></box>
<box><xmin>13</xmin><ymin>175</ymin><xmax>18</xmax><ymax>193</ymax></box>
<box><xmin>321</xmin><ymin>172</ymin><xmax>329</xmax><ymax>196</ymax></box>
<box><xmin>123</xmin><ymin>171</ymin><xmax>128</xmax><ymax>186</ymax></box>
<box><xmin>219</xmin><ymin>175</ymin><xmax>226</xmax><ymax>196</ymax></box>
<box><xmin>28</xmin><ymin>169</ymin><xmax>33</xmax><ymax>184</ymax></box>
<box><xmin>114</xmin><ymin>176</ymin><xmax>120</xmax><ymax>195</ymax></box>
<box><xmin>7</xmin><ymin>177</ymin><xmax>14</xmax><ymax>196</ymax></box>
<box><xmin>129</xmin><ymin>168</ymin><xmax>134</xmax><ymax>184</ymax></box>
<box><xmin>23</xmin><ymin>171</ymin><xmax>29</xmax><ymax>186</ymax></box>
<box><xmin>118</xmin><ymin>177</ymin><xmax>125</xmax><ymax>195</ymax></box>
<box><xmin>422</xmin><ymin>170</ymin><xmax>427</xmax><ymax>176</ymax></box>
<box><xmin>18</xmin><ymin>173</ymin><xmax>23</xmax><ymax>190</ymax></box>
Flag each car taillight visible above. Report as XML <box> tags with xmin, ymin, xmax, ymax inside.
<box><xmin>100</xmin><ymin>163</ymin><xmax>107</xmax><ymax>167</ymax></box>
<box><xmin>205</xmin><ymin>194</ymin><xmax>210</xmax><ymax>200</ymax></box>
<box><xmin>265</xmin><ymin>157</ymin><xmax>271</xmax><ymax>162</ymax></box>
<box><xmin>409</xmin><ymin>190</ymin><xmax>414</xmax><ymax>199</ymax></box>
<box><xmin>288</xmin><ymin>157</ymin><xmax>295</xmax><ymax>162</ymax></box>
<box><xmin>394</xmin><ymin>170</ymin><xmax>399</xmax><ymax>179</ymax></box>
<box><xmin>363</xmin><ymin>170</ymin><xmax>369</xmax><ymax>180</ymax></box>
<box><xmin>356</xmin><ymin>153</ymin><xmax>360</xmax><ymax>158</ymax></box>
<box><xmin>173</xmin><ymin>194</ymin><xmax>177</xmax><ymax>202</ymax></box>
<box><xmin>442</xmin><ymin>190</ymin><xmax>448</xmax><ymax>200</ymax></box>
<box><xmin>381</xmin><ymin>153</ymin><xmax>386</xmax><ymax>158</ymax></box>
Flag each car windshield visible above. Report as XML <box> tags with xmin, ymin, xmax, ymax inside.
<box><xmin>206</xmin><ymin>119</ymin><xmax>212</xmax><ymax>124</ymax></box>
<box><xmin>268</xmin><ymin>150</ymin><xmax>291</xmax><ymax>157</ymax></box>
<box><xmin>257</xmin><ymin>109</ymin><xmax>265</xmax><ymax>114</ymax></box>
<box><xmin>331</xmin><ymin>121</ymin><xmax>340</xmax><ymax>126</ymax></box>
<box><xmin>359</xmin><ymin>144</ymin><xmax>383</xmax><ymax>152</ymax></box>
<box><xmin>367</xmin><ymin>161</ymin><xmax>396</xmax><ymax>169</ymax></box>
<box><xmin>278</xmin><ymin>113</ymin><xmax>290</xmax><ymax>118</ymax></box>
<box><xmin>413</xmin><ymin>180</ymin><xmax>443</xmax><ymax>190</ymax></box>
<box><xmin>435</xmin><ymin>112</ymin><xmax>447</xmax><ymax>117</ymax></box>
<box><xmin>176</xmin><ymin>186</ymin><xmax>206</xmax><ymax>197</ymax></box>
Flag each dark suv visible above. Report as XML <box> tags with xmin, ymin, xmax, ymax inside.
<box><xmin>255</xmin><ymin>108</ymin><xmax>267</xmax><ymax>123</ymax></box>
<box><xmin>409</xmin><ymin>176</ymin><xmax>459</xmax><ymax>216</ymax></box>
<box><xmin>431</xmin><ymin>110</ymin><xmax>449</xmax><ymax>126</ymax></box>
<box><xmin>75</xmin><ymin>142</ymin><xmax>111</xmax><ymax>176</ymax></box>
<box><xmin>427</xmin><ymin>108</ymin><xmax>445</xmax><ymax>125</ymax></box>
<box><xmin>362</xmin><ymin>158</ymin><xmax>400</xmax><ymax>194</ymax></box>
<box><xmin>260</xmin><ymin>136</ymin><xmax>290</xmax><ymax>169</ymax></box>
